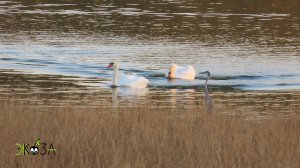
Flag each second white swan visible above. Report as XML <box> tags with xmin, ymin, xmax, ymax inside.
<box><xmin>166</xmin><ymin>63</ymin><xmax>196</xmax><ymax>80</ymax></box>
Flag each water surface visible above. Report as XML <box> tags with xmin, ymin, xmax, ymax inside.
<box><xmin>0</xmin><ymin>0</ymin><xmax>299</xmax><ymax>117</ymax></box>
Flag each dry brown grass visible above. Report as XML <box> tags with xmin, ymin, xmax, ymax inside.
<box><xmin>0</xmin><ymin>99</ymin><xmax>299</xmax><ymax>168</ymax></box>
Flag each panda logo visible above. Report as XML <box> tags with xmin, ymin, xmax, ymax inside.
<box><xmin>30</xmin><ymin>146</ymin><xmax>39</xmax><ymax>155</ymax></box>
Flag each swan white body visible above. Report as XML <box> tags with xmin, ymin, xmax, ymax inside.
<box><xmin>165</xmin><ymin>64</ymin><xmax>196</xmax><ymax>80</ymax></box>
<box><xmin>109</xmin><ymin>62</ymin><xmax>149</xmax><ymax>88</ymax></box>
<box><xmin>117</xmin><ymin>74</ymin><xmax>149</xmax><ymax>88</ymax></box>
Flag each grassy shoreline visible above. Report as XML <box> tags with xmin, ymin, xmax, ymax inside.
<box><xmin>0</xmin><ymin>99</ymin><xmax>299</xmax><ymax>167</ymax></box>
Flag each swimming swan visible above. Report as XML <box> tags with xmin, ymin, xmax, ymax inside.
<box><xmin>107</xmin><ymin>62</ymin><xmax>149</xmax><ymax>88</ymax></box>
<box><xmin>166</xmin><ymin>63</ymin><xmax>196</xmax><ymax>80</ymax></box>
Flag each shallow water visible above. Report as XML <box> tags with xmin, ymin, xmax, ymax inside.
<box><xmin>0</xmin><ymin>0</ymin><xmax>299</xmax><ymax>116</ymax></box>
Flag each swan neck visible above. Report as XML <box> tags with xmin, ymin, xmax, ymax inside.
<box><xmin>169</xmin><ymin>66</ymin><xmax>176</xmax><ymax>78</ymax></box>
<box><xmin>112</xmin><ymin>66</ymin><xmax>119</xmax><ymax>86</ymax></box>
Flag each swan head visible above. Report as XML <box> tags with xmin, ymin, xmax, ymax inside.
<box><xmin>106</xmin><ymin>62</ymin><xmax>119</xmax><ymax>69</ymax></box>
<box><xmin>168</xmin><ymin>63</ymin><xmax>177</xmax><ymax>79</ymax></box>
<box><xmin>200</xmin><ymin>71</ymin><xmax>211</xmax><ymax>79</ymax></box>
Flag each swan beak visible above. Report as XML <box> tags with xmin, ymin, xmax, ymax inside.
<box><xmin>106</xmin><ymin>64</ymin><xmax>113</xmax><ymax>69</ymax></box>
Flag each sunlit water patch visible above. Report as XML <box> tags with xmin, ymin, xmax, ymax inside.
<box><xmin>0</xmin><ymin>40</ymin><xmax>299</xmax><ymax>91</ymax></box>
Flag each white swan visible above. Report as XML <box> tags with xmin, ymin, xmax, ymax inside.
<box><xmin>165</xmin><ymin>63</ymin><xmax>196</xmax><ymax>80</ymax></box>
<box><xmin>107</xmin><ymin>62</ymin><xmax>149</xmax><ymax>88</ymax></box>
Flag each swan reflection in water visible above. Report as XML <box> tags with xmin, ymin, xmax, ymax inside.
<box><xmin>111</xmin><ymin>70</ymin><xmax>213</xmax><ymax>112</ymax></box>
<box><xmin>200</xmin><ymin>71</ymin><xmax>213</xmax><ymax>112</ymax></box>
<box><xmin>112</xmin><ymin>87</ymin><xmax>149</xmax><ymax>107</ymax></box>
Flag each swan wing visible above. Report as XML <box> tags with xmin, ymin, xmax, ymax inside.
<box><xmin>119</xmin><ymin>74</ymin><xmax>149</xmax><ymax>88</ymax></box>
<box><xmin>175</xmin><ymin>65</ymin><xmax>196</xmax><ymax>80</ymax></box>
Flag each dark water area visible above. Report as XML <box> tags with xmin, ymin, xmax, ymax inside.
<box><xmin>0</xmin><ymin>0</ymin><xmax>299</xmax><ymax>117</ymax></box>
<box><xmin>1</xmin><ymin>0</ymin><xmax>299</xmax><ymax>40</ymax></box>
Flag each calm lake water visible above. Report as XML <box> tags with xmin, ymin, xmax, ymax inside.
<box><xmin>0</xmin><ymin>0</ymin><xmax>299</xmax><ymax>117</ymax></box>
